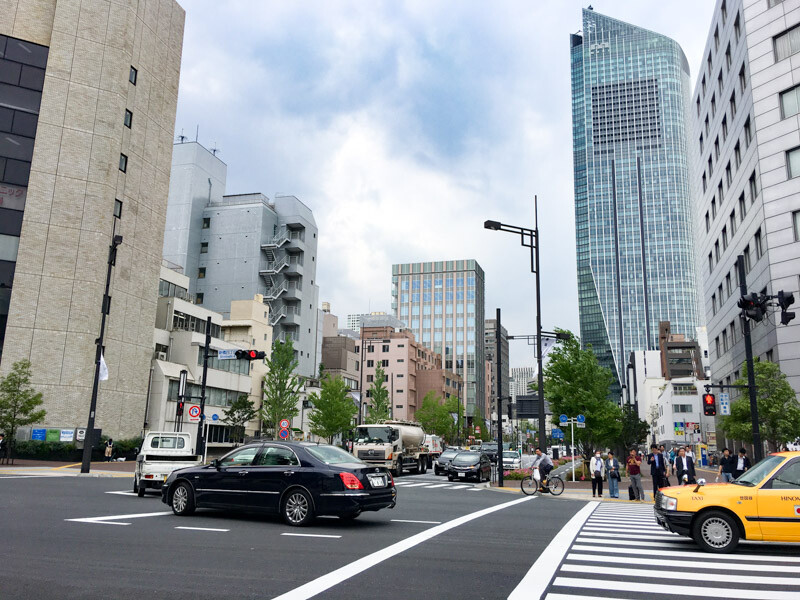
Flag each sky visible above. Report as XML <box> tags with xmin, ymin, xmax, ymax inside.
<box><xmin>173</xmin><ymin>0</ymin><xmax>717</xmax><ymax>367</ymax></box>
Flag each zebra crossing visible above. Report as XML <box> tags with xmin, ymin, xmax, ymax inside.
<box><xmin>543</xmin><ymin>503</ymin><xmax>800</xmax><ymax>599</ymax></box>
<box><xmin>393</xmin><ymin>476</ymin><xmax>484</xmax><ymax>492</ymax></box>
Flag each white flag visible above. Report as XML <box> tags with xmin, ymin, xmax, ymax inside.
<box><xmin>99</xmin><ymin>353</ymin><xmax>109</xmax><ymax>381</ymax></box>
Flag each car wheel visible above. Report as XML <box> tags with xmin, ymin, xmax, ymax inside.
<box><xmin>137</xmin><ymin>480</ymin><xmax>146</xmax><ymax>497</ymax></box>
<box><xmin>434</xmin><ymin>467</ymin><xmax>441</xmax><ymax>476</ymax></box>
<box><xmin>396</xmin><ymin>461</ymin><xmax>403</xmax><ymax>476</ymax></box>
<box><xmin>692</xmin><ymin>510</ymin><xmax>740</xmax><ymax>553</ymax></box>
<box><xmin>283</xmin><ymin>488</ymin><xmax>314</xmax><ymax>526</ymax></box>
<box><xmin>418</xmin><ymin>458</ymin><xmax>426</xmax><ymax>473</ymax></box>
<box><xmin>170</xmin><ymin>482</ymin><xmax>196</xmax><ymax>516</ymax></box>
<box><xmin>132</xmin><ymin>476</ymin><xmax>138</xmax><ymax>494</ymax></box>
<box><xmin>448</xmin><ymin>475</ymin><xmax>454</xmax><ymax>482</ymax></box>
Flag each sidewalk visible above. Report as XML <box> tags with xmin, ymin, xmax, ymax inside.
<box><xmin>0</xmin><ymin>459</ymin><xmax>134</xmax><ymax>478</ymax></box>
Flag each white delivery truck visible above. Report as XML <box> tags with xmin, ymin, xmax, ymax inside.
<box><xmin>134</xmin><ymin>432</ymin><xmax>202</xmax><ymax>497</ymax></box>
<box><xmin>423</xmin><ymin>434</ymin><xmax>444</xmax><ymax>468</ymax></box>
<box><xmin>353</xmin><ymin>421</ymin><xmax>430</xmax><ymax>476</ymax></box>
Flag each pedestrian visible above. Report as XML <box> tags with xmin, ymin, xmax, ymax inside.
<box><xmin>590</xmin><ymin>450</ymin><xmax>605</xmax><ymax>498</ymax></box>
<box><xmin>626</xmin><ymin>449</ymin><xmax>644</xmax><ymax>501</ymax></box>
<box><xmin>717</xmin><ymin>448</ymin><xmax>735</xmax><ymax>482</ymax></box>
<box><xmin>733</xmin><ymin>447</ymin><xmax>751</xmax><ymax>479</ymax></box>
<box><xmin>606</xmin><ymin>451</ymin><xmax>620</xmax><ymax>498</ymax></box>
<box><xmin>675</xmin><ymin>448</ymin><xmax>697</xmax><ymax>484</ymax></box>
<box><xmin>105</xmin><ymin>438</ymin><xmax>114</xmax><ymax>462</ymax></box>
<box><xmin>684</xmin><ymin>445</ymin><xmax>695</xmax><ymax>461</ymax></box>
<box><xmin>660</xmin><ymin>444</ymin><xmax>672</xmax><ymax>486</ymax></box>
<box><xmin>647</xmin><ymin>444</ymin><xmax>666</xmax><ymax>496</ymax></box>
<box><xmin>0</xmin><ymin>433</ymin><xmax>6</xmax><ymax>463</ymax></box>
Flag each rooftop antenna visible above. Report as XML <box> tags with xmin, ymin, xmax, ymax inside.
<box><xmin>177</xmin><ymin>128</ymin><xmax>186</xmax><ymax>143</ymax></box>
<box><xmin>195</xmin><ymin>125</ymin><xmax>199</xmax><ymax>143</ymax></box>
<box><xmin>210</xmin><ymin>142</ymin><xmax>220</xmax><ymax>156</ymax></box>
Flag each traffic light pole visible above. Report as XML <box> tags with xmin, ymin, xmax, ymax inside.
<box><xmin>495</xmin><ymin>308</ymin><xmax>504</xmax><ymax>489</ymax></box>
<box><xmin>196</xmin><ymin>316</ymin><xmax>211</xmax><ymax>458</ymax></box>
<box><xmin>737</xmin><ymin>255</ymin><xmax>763</xmax><ymax>462</ymax></box>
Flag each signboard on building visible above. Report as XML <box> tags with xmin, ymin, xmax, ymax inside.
<box><xmin>707</xmin><ymin>432</ymin><xmax>717</xmax><ymax>451</ymax></box>
<box><xmin>32</xmin><ymin>428</ymin><xmax>46</xmax><ymax>441</ymax></box>
<box><xmin>674</xmin><ymin>421</ymin><xmax>684</xmax><ymax>435</ymax></box>
<box><xmin>46</xmin><ymin>429</ymin><xmax>60</xmax><ymax>442</ymax></box>
<box><xmin>60</xmin><ymin>429</ymin><xmax>74</xmax><ymax>442</ymax></box>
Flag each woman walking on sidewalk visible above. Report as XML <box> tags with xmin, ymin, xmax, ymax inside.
<box><xmin>590</xmin><ymin>451</ymin><xmax>605</xmax><ymax>498</ymax></box>
<box><xmin>606</xmin><ymin>451</ymin><xmax>620</xmax><ymax>498</ymax></box>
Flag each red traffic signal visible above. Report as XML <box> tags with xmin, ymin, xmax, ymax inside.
<box><xmin>235</xmin><ymin>349</ymin><xmax>266</xmax><ymax>360</ymax></box>
<box><xmin>703</xmin><ymin>393</ymin><xmax>716</xmax><ymax>416</ymax></box>
<box><xmin>176</xmin><ymin>401</ymin><xmax>184</xmax><ymax>417</ymax></box>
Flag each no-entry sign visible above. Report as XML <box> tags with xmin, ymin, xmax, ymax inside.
<box><xmin>188</xmin><ymin>405</ymin><xmax>201</xmax><ymax>422</ymax></box>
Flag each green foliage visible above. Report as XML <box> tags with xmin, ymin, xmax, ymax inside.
<box><xmin>223</xmin><ymin>394</ymin><xmax>258</xmax><ymax>445</ymax></box>
<box><xmin>308</xmin><ymin>376</ymin><xmax>357</xmax><ymax>443</ymax></box>
<box><xmin>415</xmin><ymin>391</ymin><xmax>451</xmax><ymax>437</ymax></box>
<box><xmin>0</xmin><ymin>360</ymin><xmax>46</xmax><ymax>462</ymax></box>
<box><xmin>471</xmin><ymin>407</ymin><xmax>490</xmax><ymax>442</ymax></box>
<box><xmin>318</xmin><ymin>362</ymin><xmax>325</xmax><ymax>380</ymax></box>
<box><xmin>261</xmin><ymin>339</ymin><xmax>302</xmax><ymax>436</ymax></box>
<box><xmin>614</xmin><ymin>408</ymin><xmax>649</xmax><ymax>453</ymax></box>
<box><xmin>721</xmin><ymin>359</ymin><xmax>800</xmax><ymax>451</ymax></box>
<box><xmin>542</xmin><ymin>330</ymin><xmax>621</xmax><ymax>455</ymax></box>
<box><xmin>367</xmin><ymin>365</ymin><xmax>391</xmax><ymax>422</ymax></box>
<box><xmin>14</xmin><ymin>441</ymin><xmax>78</xmax><ymax>461</ymax></box>
<box><xmin>443</xmin><ymin>395</ymin><xmax>465</xmax><ymax>445</ymax></box>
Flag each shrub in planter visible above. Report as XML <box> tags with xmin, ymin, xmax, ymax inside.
<box><xmin>502</xmin><ymin>469</ymin><xmax>528</xmax><ymax>480</ymax></box>
<box><xmin>14</xmin><ymin>441</ymin><xmax>80</xmax><ymax>461</ymax></box>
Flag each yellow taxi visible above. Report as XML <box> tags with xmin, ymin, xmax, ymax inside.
<box><xmin>654</xmin><ymin>451</ymin><xmax>800</xmax><ymax>552</ymax></box>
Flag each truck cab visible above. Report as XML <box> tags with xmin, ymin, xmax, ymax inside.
<box><xmin>352</xmin><ymin>421</ymin><xmax>430</xmax><ymax>476</ymax></box>
<box><xmin>134</xmin><ymin>432</ymin><xmax>202</xmax><ymax>497</ymax></box>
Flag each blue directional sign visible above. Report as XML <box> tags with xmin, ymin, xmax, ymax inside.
<box><xmin>211</xmin><ymin>413</ymin><xmax>219</xmax><ymax>421</ymax></box>
<box><xmin>552</xmin><ymin>428</ymin><xmax>564</xmax><ymax>439</ymax></box>
<box><xmin>559</xmin><ymin>414</ymin><xmax>568</xmax><ymax>424</ymax></box>
<box><xmin>217</xmin><ymin>349</ymin><xmax>236</xmax><ymax>360</ymax></box>
<box><xmin>576</xmin><ymin>414</ymin><xmax>586</xmax><ymax>423</ymax></box>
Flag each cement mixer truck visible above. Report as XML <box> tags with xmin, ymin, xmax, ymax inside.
<box><xmin>352</xmin><ymin>420</ymin><xmax>429</xmax><ymax>476</ymax></box>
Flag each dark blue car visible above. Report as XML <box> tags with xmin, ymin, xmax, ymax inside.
<box><xmin>161</xmin><ymin>441</ymin><xmax>396</xmax><ymax>526</ymax></box>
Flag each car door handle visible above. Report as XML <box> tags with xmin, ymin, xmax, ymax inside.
<box><xmin>283</xmin><ymin>471</ymin><xmax>295</xmax><ymax>476</ymax></box>
<box><xmin>238</xmin><ymin>470</ymin><xmax>249</xmax><ymax>476</ymax></box>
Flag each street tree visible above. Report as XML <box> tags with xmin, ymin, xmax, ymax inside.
<box><xmin>308</xmin><ymin>375</ymin><xmax>357</xmax><ymax>443</ymax></box>
<box><xmin>222</xmin><ymin>394</ymin><xmax>257</xmax><ymax>446</ymax></box>
<box><xmin>367</xmin><ymin>365</ymin><xmax>391</xmax><ymax>422</ymax></box>
<box><xmin>542</xmin><ymin>329</ymin><xmax>621</xmax><ymax>455</ymax></box>
<box><xmin>261</xmin><ymin>339</ymin><xmax>302</xmax><ymax>437</ymax></box>
<box><xmin>471</xmin><ymin>408</ymin><xmax>490</xmax><ymax>442</ymax></box>
<box><xmin>721</xmin><ymin>359</ymin><xmax>800</xmax><ymax>451</ymax></box>
<box><xmin>0</xmin><ymin>360</ymin><xmax>46</xmax><ymax>464</ymax></box>
<box><xmin>415</xmin><ymin>391</ymin><xmax>452</xmax><ymax>437</ymax></box>
<box><xmin>614</xmin><ymin>408</ymin><xmax>650</xmax><ymax>454</ymax></box>
<box><xmin>443</xmin><ymin>396</ymin><xmax>465</xmax><ymax>445</ymax></box>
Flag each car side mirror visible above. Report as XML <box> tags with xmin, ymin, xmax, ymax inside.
<box><xmin>210</xmin><ymin>459</ymin><xmax>220</xmax><ymax>469</ymax></box>
<box><xmin>693</xmin><ymin>478</ymin><xmax>706</xmax><ymax>493</ymax></box>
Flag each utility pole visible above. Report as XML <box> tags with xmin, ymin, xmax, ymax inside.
<box><xmin>196</xmin><ymin>316</ymin><xmax>211</xmax><ymax>458</ymax></box>
<box><xmin>81</xmin><ymin>234</ymin><xmax>122</xmax><ymax>474</ymax></box>
<box><xmin>737</xmin><ymin>255</ymin><xmax>763</xmax><ymax>462</ymax></box>
<box><xmin>495</xmin><ymin>308</ymin><xmax>504</xmax><ymax>488</ymax></box>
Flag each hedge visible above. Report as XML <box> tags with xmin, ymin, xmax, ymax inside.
<box><xmin>12</xmin><ymin>436</ymin><xmax>143</xmax><ymax>462</ymax></box>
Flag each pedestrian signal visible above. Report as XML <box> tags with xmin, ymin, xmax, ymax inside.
<box><xmin>703</xmin><ymin>393</ymin><xmax>716</xmax><ymax>416</ymax></box>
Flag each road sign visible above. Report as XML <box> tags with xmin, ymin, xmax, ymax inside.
<box><xmin>278</xmin><ymin>427</ymin><xmax>290</xmax><ymax>439</ymax></box>
<box><xmin>279</xmin><ymin>418</ymin><xmax>291</xmax><ymax>429</ymax></box>
<box><xmin>217</xmin><ymin>349</ymin><xmax>236</xmax><ymax>360</ymax></box>
<box><xmin>559</xmin><ymin>414</ymin><xmax>568</xmax><ymax>424</ymax></box>
<box><xmin>552</xmin><ymin>428</ymin><xmax>564</xmax><ymax>439</ymax></box>
<box><xmin>76</xmin><ymin>428</ymin><xmax>86</xmax><ymax>442</ymax></box>
<box><xmin>188</xmin><ymin>405</ymin><xmax>201</xmax><ymax>422</ymax></box>
<box><xmin>719</xmin><ymin>392</ymin><xmax>730</xmax><ymax>403</ymax></box>
<box><xmin>475</xmin><ymin>426</ymin><xmax>481</xmax><ymax>434</ymax></box>
<box><xmin>576</xmin><ymin>422</ymin><xmax>585</xmax><ymax>428</ymax></box>
<box><xmin>720</xmin><ymin>394</ymin><xmax>731</xmax><ymax>416</ymax></box>
<box><xmin>211</xmin><ymin>413</ymin><xmax>219</xmax><ymax>422</ymax></box>
<box><xmin>576</xmin><ymin>414</ymin><xmax>585</xmax><ymax>423</ymax></box>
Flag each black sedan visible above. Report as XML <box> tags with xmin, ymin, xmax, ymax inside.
<box><xmin>161</xmin><ymin>441</ymin><xmax>396</xmax><ymax>526</ymax></box>
<box><xmin>447</xmin><ymin>451</ymin><xmax>491</xmax><ymax>482</ymax></box>
<box><xmin>434</xmin><ymin>448</ymin><xmax>459</xmax><ymax>475</ymax></box>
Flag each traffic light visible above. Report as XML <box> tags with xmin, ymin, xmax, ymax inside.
<box><xmin>737</xmin><ymin>293</ymin><xmax>767</xmax><ymax>322</ymax></box>
<box><xmin>176</xmin><ymin>401</ymin><xmax>184</xmax><ymax>417</ymax></box>
<box><xmin>703</xmin><ymin>393</ymin><xmax>716</xmax><ymax>416</ymax></box>
<box><xmin>778</xmin><ymin>290</ymin><xmax>796</xmax><ymax>326</ymax></box>
<box><xmin>235</xmin><ymin>349</ymin><xmax>266</xmax><ymax>360</ymax></box>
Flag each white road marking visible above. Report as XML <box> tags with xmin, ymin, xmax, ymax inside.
<box><xmin>575</xmin><ymin>536</ymin><xmax>691</xmax><ymax>547</ymax></box>
<box><xmin>175</xmin><ymin>526</ymin><xmax>230</xmax><ymax>532</ymax></box>
<box><xmin>466</xmin><ymin>487</ymin><xmax>483</xmax><ymax>491</ymax></box>
<box><xmin>561</xmin><ymin>563</ymin><xmax>799</xmax><ymax>586</ymax></box>
<box><xmin>281</xmin><ymin>533</ymin><xmax>342</xmax><ymax>539</ymax></box>
<box><xmin>581</xmin><ymin>526</ymin><xmax>674</xmax><ymax>536</ymax></box>
<box><xmin>507</xmin><ymin>501</ymin><xmax>598</xmax><ymax>600</ymax></box>
<box><xmin>105</xmin><ymin>491</ymin><xmax>138</xmax><ymax>496</ymax></box>
<box><xmin>446</xmin><ymin>485</ymin><xmax>472</xmax><ymax>490</ymax></box>
<box><xmin>390</xmin><ymin>519</ymin><xmax>442</xmax><ymax>524</ymax></box>
<box><xmin>423</xmin><ymin>484</ymin><xmax>451</xmax><ymax>489</ymax></box>
<box><xmin>272</xmin><ymin>495</ymin><xmax>534</xmax><ymax>600</ymax></box>
<box><xmin>551</xmin><ymin>577</ymin><xmax>800</xmax><ymax>599</ymax></box>
<box><xmin>395</xmin><ymin>483</ymin><xmax>429</xmax><ymax>488</ymax></box>
<box><xmin>0</xmin><ymin>474</ymin><xmax>66</xmax><ymax>479</ymax></box>
<box><xmin>571</xmin><ymin>543</ymin><xmax>800</xmax><ymax>562</ymax></box>
<box><xmin>578</xmin><ymin>531</ymin><xmax>687</xmax><ymax>541</ymax></box>
<box><xmin>66</xmin><ymin>511</ymin><xmax>172</xmax><ymax>526</ymax></box>
<box><xmin>566</xmin><ymin>553</ymin><xmax>800</xmax><ymax>573</ymax></box>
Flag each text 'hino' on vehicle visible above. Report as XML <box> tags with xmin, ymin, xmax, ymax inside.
<box><xmin>352</xmin><ymin>420</ymin><xmax>430</xmax><ymax>476</ymax></box>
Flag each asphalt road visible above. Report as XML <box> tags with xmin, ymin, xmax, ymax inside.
<box><xmin>4</xmin><ymin>470</ymin><xmax>800</xmax><ymax>599</ymax></box>
<box><xmin>0</xmin><ymin>471</ymin><xmax>581</xmax><ymax>600</ymax></box>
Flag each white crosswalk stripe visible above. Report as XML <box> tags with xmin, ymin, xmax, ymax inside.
<box><xmin>392</xmin><ymin>478</ymin><xmax>483</xmax><ymax>492</ymax></box>
<box><xmin>544</xmin><ymin>502</ymin><xmax>800</xmax><ymax>599</ymax></box>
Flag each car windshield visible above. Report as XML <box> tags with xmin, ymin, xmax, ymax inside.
<box><xmin>503</xmin><ymin>452</ymin><xmax>518</xmax><ymax>459</ymax></box>
<box><xmin>355</xmin><ymin>427</ymin><xmax>393</xmax><ymax>444</ymax></box>
<box><xmin>441</xmin><ymin>450</ymin><xmax>458</xmax><ymax>459</ymax></box>
<box><xmin>306</xmin><ymin>445</ymin><xmax>365</xmax><ymax>465</ymax></box>
<box><xmin>483</xmin><ymin>444</ymin><xmax>497</xmax><ymax>451</ymax></box>
<box><xmin>453</xmin><ymin>453</ymin><xmax>480</xmax><ymax>465</ymax></box>
<box><xmin>733</xmin><ymin>455</ymin><xmax>785</xmax><ymax>487</ymax></box>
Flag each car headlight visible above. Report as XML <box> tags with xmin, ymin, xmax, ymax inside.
<box><xmin>661</xmin><ymin>495</ymin><xmax>677</xmax><ymax>511</ymax></box>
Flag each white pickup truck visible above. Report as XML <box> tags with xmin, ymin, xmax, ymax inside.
<box><xmin>134</xmin><ymin>432</ymin><xmax>202</xmax><ymax>497</ymax></box>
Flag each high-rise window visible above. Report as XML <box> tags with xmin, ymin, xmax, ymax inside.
<box><xmin>739</xmin><ymin>65</ymin><xmax>747</xmax><ymax>93</ymax></box>
<box><xmin>202</xmin><ymin>217</ymin><xmax>210</xmax><ymax>229</ymax></box>
<box><xmin>200</xmin><ymin>242</ymin><xmax>208</xmax><ymax>254</ymax></box>
<box><xmin>725</xmin><ymin>44</ymin><xmax>732</xmax><ymax>70</ymax></box>
<box><xmin>722</xmin><ymin>226</ymin><xmax>728</xmax><ymax>250</ymax></box>
<box><xmin>730</xmin><ymin>210</ymin><xmax>736</xmax><ymax>235</ymax></box>
<box><xmin>711</xmin><ymin>198</ymin><xmax>717</xmax><ymax>219</ymax></box>
<box><xmin>711</xmin><ymin>94</ymin><xmax>717</xmax><ymax>117</ymax></box>
<box><xmin>714</xmin><ymin>26</ymin><xmax>720</xmax><ymax>51</ymax></box>
<box><xmin>775</xmin><ymin>24</ymin><xmax>800</xmax><ymax>62</ymax></box>
<box><xmin>788</xmin><ymin>147</ymin><xmax>800</xmax><ymax>178</ymax></box>
<box><xmin>129</xmin><ymin>66</ymin><xmax>137</xmax><ymax>84</ymax></box>
<box><xmin>729</xmin><ymin>91</ymin><xmax>736</xmax><ymax>117</ymax></box>
<box><xmin>726</xmin><ymin>273</ymin><xmax>732</xmax><ymax>296</ymax></box>
<box><xmin>705</xmin><ymin>212</ymin><xmax>710</xmax><ymax>233</ymax></box>
<box><xmin>739</xmin><ymin>193</ymin><xmax>747</xmax><ymax>218</ymax></box>
<box><xmin>749</xmin><ymin>171</ymin><xmax>758</xmax><ymax>202</ymax></box>
<box><xmin>197</xmin><ymin>267</ymin><xmax>206</xmax><ymax>279</ymax></box>
<box><xmin>734</xmin><ymin>14</ymin><xmax>741</xmax><ymax>43</ymax></box>
<box><xmin>124</xmin><ymin>109</ymin><xmax>132</xmax><ymax>128</ymax></box>
<box><xmin>714</xmin><ymin>137</ymin><xmax>720</xmax><ymax>159</ymax></box>
<box><xmin>744</xmin><ymin>117</ymin><xmax>752</xmax><ymax>147</ymax></box>
<box><xmin>735</xmin><ymin>142</ymin><xmax>741</xmax><ymax>168</ymax></box>
<box><xmin>722</xmin><ymin>116</ymin><xmax>728</xmax><ymax>141</ymax></box>
<box><xmin>781</xmin><ymin>84</ymin><xmax>800</xmax><ymax>119</ymax></box>
<box><xmin>793</xmin><ymin>210</ymin><xmax>800</xmax><ymax>241</ymax></box>
<box><xmin>743</xmin><ymin>245</ymin><xmax>751</xmax><ymax>272</ymax></box>
<box><xmin>709</xmin><ymin>252</ymin><xmax>714</xmax><ymax>274</ymax></box>
<box><xmin>119</xmin><ymin>154</ymin><xmax>128</xmax><ymax>172</ymax></box>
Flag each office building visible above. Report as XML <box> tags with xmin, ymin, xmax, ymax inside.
<box><xmin>163</xmin><ymin>142</ymin><xmax>321</xmax><ymax>377</ymax></box>
<box><xmin>570</xmin><ymin>9</ymin><xmax>700</xmax><ymax>395</ymax></box>
<box><xmin>692</xmin><ymin>0</ymin><xmax>800</xmax><ymax>399</ymax></box>
<box><xmin>510</xmin><ymin>367</ymin><xmax>536</xmax><ymax>398</ymax></box>
<box><xmin>346</xmin><ymin>311</ymin><xmax>388</xmax><ymax>332</ymax></box>
<box><xmin>0</xmin><ymin>1</ymin><xmax>185</xmax><ymax>438</ymax></box>
<box><xmin>484</xmin><ymin>318</ymin><xmax>509</xmax><ymax>422</ymax></box>
<box><xmin>320</xmin><ymin>306</ymin><xmax>360</xmax><ymax>390</ymax></box>
<box><xmin>392</xmin><ymin>259</ymin><xmax>486</xmax><ymax>419</ymax></box>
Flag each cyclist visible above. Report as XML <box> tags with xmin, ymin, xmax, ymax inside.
<box><xmin>530</xmin><ymin>447</ymin><xmax>553</xmax><ymax>490</ymax></box>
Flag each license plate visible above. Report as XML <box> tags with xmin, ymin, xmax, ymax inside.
<box><xmin>458</xmin><ymin>472</ymin><xmax>466</xmax><ymax>478</ymax></box>
<box><xmin>368</xmin><ymin>475</ymin><xmax>386</xmax><ymax>488</ymax></box>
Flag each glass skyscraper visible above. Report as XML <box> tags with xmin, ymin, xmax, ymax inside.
<box><xmin>392</xmin><ymin>260</ymin><xmax>485</xmax><ymax>418</ymax></box>
<box><xmin>570</xmin><ymin>9</ymin><xmax>699</xmax><ymax>391</ymax></box>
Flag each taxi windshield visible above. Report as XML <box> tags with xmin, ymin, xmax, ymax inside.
<box><xmin>733</xmin><ymin>455</ymin><xmax>785</xmax><ymax>487</ymax></box>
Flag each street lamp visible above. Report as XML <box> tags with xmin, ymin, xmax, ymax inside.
<box><xmin>484</xmin><ymin>196</ymin><xmax>546</xmax><ymax>452</ymax></box>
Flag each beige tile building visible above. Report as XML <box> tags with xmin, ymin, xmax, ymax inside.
<box><xmin>0</xmin><ymin>0</ymin><xmax>185</xmax><ymax>439</ymax></box>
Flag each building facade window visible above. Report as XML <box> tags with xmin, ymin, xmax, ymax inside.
<box><xmin>788</xmin><ymin>147</ymin><xmax>800</xmax><ymax>178</ymax></box>
<box><xmin>124</xmin><ymin>109</ymin><xmax>132</xmax><ymax>128</ymax></box>
<box><xmin>793</xmin><ymin>210</ymin><xmax>800</xmax><ymax>241</ymax></box>
<box><xmin>755</xmin><ymin>228</ymin><xmax>763</xmax><ymax>259</ymax></box>
<box><xmin>780</xmin><ymin>84</ymin><xmax>800</xmax><ymax>118</ymax></box>
<box><xmin>198</xmin><ymin>267</ymin><xmax>206</xmax><ymax>279</ymax></box>
<box><xmin>129</xmin><ymin>66</ymin><xmax>137</xmax><ymax>84</ymax></box>
<box><xmin>113</xmin><ymin>199</ymin><xmax>123</xmax><ymax>219</ymax></box>
<box><xmin>200</xmin><ymin>242</ymin><xmax>208</xmax><ymax>253</ymax></box>
<box><xmin>119</xmin><ymin>153</ymin><xmax>128</xmax><ymax>172</ymax></box>
<box><xmin>196</xmin><ymin>293</ymin><xmax>204</xmax><ymax>304</ymax></box>
<box><xmin>775</xmin><ymin>24</ymin><xmax>800</xmax><ymax>62</ymax></box>
<box><xmin>202</xmin><ymin>217</ymin><xmax>210</xmax><ymax>229</ymax></box>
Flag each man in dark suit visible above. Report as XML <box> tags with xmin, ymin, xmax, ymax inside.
<box><xmin>647</xmin><ymin>444</ymin><xmax>667</xmax><ymax>496</ymax></box>
<box><xmin>675</xmin><ymin>447</ymin><xmax>697</xmax><ymax>484</ymax></box>
<box><xmin>733</xmin><ymin>448</ymin><xmax>751</xmax><ymax>479</ymax></box>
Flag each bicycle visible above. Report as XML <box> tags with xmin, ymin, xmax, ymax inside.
<box><xmin>521</xmin><ymin>467</ymin><xmax>565</xmax><ymax>496</ymax></box>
